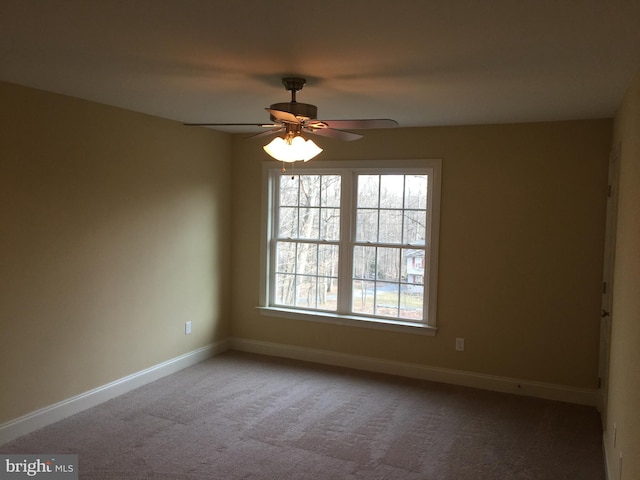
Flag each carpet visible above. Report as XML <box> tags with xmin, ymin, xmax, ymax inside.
<box><xmin>0</xmin><ymin>351</ymin><xmax>605</xmax><ymax>479</ymax></box>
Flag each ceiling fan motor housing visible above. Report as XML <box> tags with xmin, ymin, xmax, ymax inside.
<box><xmin>269</xmin><ymin>102</ymin><xmax>318</xmax><ymax>121</ymax></box>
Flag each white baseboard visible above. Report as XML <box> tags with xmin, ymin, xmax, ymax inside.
<box><xmin>0</xmin><ymin>341</ymin><xmax>229</xmax><ymax>445</ymax></box>
<box><xmin>230</xmin><ymin>337</ymin><xmax>598</xmax><ymax>407</ymax></box>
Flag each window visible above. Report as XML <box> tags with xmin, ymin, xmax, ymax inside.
<box><xmin>260</xmin><ymin>160</ymin><xmax>441</xmax><ymax>335</ymax></box>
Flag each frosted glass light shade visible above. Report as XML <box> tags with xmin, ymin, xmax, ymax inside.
<box><xmin>263</xmin><ymin>136</ymin><xmax>323</xmax><ymax>163</ymax></box>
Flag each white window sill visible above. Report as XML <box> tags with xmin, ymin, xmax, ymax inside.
<box><xmin>257</xmin><ymin>307</ymin><xmax>437</xmax><ymax>336</ymax></box>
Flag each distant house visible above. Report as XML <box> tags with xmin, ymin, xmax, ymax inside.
<box><xmin>404</xmin><ymin>242</ymin><xmax>425</xmax><ymax>293</ymax></box>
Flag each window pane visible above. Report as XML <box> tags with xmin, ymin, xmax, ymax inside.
<box><xmin>275</xmin><ymin>273</ymin><xmax>295</xmax><ymax>305</ymax></box>
<box><xmin>400</xmin><ymin>288</ymin><xmax>423</xmax><ymax>320</ymax></box>
<box><xmin>403</xmin><ymin>248</ymin><xmax>425</xmax><ymax>286</ymax></box>
<box><xmin>320</xmin><ymin>208</ymin><xmax>340</xmax><ymax>240</ymax></box>
<box><xmin>353</xmin><ymin>246</ymin><xmax>376</xmax><ymax>280</ymax></box>
<box><xmin>403</xmin><ymin>210</ymin><xmax>427</xmax><ymax>244</ymax></box>
<box><xmin>299</xmin><ymin>207</ymin><xmax>320</xmax><ymax>239</ymax></box>
<box><xmin>317</xmin><ymin>276</ymin><xmax>337</xmax><ymax>311</ymax></box>
<box><xmin>352</xmin><ymin>280</ymin><xmax>375</xmax><ymax>314</ymax></box>
<box><xmin>318</xmin><ymin>244</ymin><xmax>339</xmax><ymax>277</ymax></box>
<box><xmin>404</xmin><ymin>175</ymin><xmax>428</xmax><ymax>209</ymax></box>
<box><xmin>300</xmin><ymin>175</ymin><xmax>321</xmax><ymax>207</ymax></box>
<box><xmin>278</xmin><ymin>207</ymin><xmax>298</xmax><ymax>238</ymax></box>
<box><xmin>378</xmin><ymin>209</ymin><xmax>403</xmax><ymax>243</ymax></box>
<box><xmin>295</xmin><ymin>275</ymin><xmax>317</xmax><ymax>308</ymax></box>
<box><xmin>279</xmin><ymin>175</ymin><xmax>299</xmax><ymax>206</ymax></box>
<box><xmin>377</xmin><ymin>247</ymin><xmax>400</xmax><ymax>282</ymax></box>
<box><xmin>375</xmin><ymin>282</ymin><xmax>399</xmax><ymax>317</ymax></box>
<box><xmin>295</xmin><ymin>243</ymin><xmax>317</xmax><ymax>275</ymax></box>
<box><xmin>276</xmin><ymin>242</ymin><xmax>296</xmax><ymax>273</ymax></box>
<box><xmin>321</xmin><ymin>175</ymin><xmax>341</xmax><ymax>207</ymax></box>
<box><xmin>379</xmin><ymin>175</ymin><xmax>404</xmax><ymax>208</ymax></box>
<box><xmin>400</xmin><ymin>246</ymin><xmax>425</xmax><ymax>320</ymax></box>
<box><xmin>357</xmin><ymin>175</ymin><xmax>379</xmax><ymax>208</ymax></box>
<box><xmin>356</xmin><ymin>209</ymin><xmax>378</xmax><ymax>242</ymax></box>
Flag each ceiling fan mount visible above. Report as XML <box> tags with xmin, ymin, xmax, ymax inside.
<box><xmin>281</xmin><ymin>76</ymin><xmax>307</xmax><ymax>93</ymax></box>
<box><xmin>184</xmin><ymin>76</ymin><xmax>398</xmax><ymax>142</ymax></box>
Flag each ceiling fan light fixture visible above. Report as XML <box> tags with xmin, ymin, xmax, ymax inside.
<box><xmin>263</xmin><ymin>135</ymin><xmax>323</xmax><ymax>163</ymax></box>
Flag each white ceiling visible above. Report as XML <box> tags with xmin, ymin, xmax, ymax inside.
<box><xmin>1</xmin><ymin>0</ymin><xmax>640</xmax><ymax>132</ymax></box>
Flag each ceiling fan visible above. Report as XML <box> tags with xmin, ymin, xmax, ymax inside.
<box><xmin>184</xmin><ymin>77</ymin><xmax>398</xmax><ymax>164</ymax></box>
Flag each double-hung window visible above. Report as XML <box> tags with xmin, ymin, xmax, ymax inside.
<box><xmin>260</xmin><ymin>159</ymin><xmax>441</xmax><ymax>335</ymax></box>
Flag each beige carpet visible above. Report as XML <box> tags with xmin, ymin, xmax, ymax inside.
<box><xmin>1</xmin><ymin>351</ymin><xmax>605</xmax><ymax>479</ymax></box>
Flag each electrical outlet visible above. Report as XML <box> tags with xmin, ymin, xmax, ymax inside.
<box><xmin>455</xmin><ymin>338</ymin><xmax>465</xmax><ymax>351</ymax></box>
<box><xmin>185</xmin><ymin>321</ymin><xmax>192</xmax><ymax>335</ymax></box>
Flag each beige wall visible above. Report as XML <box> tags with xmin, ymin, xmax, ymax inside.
<box><xmin>0</xmin><ymin>82</ymin><xmax>232</xmax><ymax>424</ymax></box>
<box><xmin>606</xmin><ymin>69</ymin><xmax>640</xmax><ymax>480</ymax></box>
<box><xmin>0</xmin><ymin>80</ymin><xmax>615</xmax><ymax>438</ymax></box>
<box><xmin>231</xmin><ymin>120</ymin><xmax>611</xmax><ymax>389</ymax></box>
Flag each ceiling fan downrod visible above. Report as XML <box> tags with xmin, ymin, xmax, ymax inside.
<box><xmin>282</xmin><ymin>77</ymin><xmax>307</xmax><ymax>103</ymax></box>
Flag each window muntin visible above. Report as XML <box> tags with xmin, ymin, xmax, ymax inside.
<box><xmin>264</xmin><ymin>161</ymin><xmax>440</xmax><ymax>330</ymax></box>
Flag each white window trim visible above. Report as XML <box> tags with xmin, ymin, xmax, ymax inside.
<box><xmin>258</xmin><ymin>159</ymin><xmax>442</xmax><ymax>336</ymax></box>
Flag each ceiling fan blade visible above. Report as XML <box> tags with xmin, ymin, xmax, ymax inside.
<box><xmin>183</xmin><ymin>123</ymin><xmax>278</xmax><ymax>127</ymax></box>
<box><xmin>244</xmin><ymin>128</ymin><xmax>283</xmax><ymax>140</ymax></box>
<box><xmin>265</xmin><ymin>108</ymin><xmax>301</xmax><ymax>124</ymax></box>
<box><xmin>315</xmin><ymin>119</ymin><xmax>399</xmax><ymax>130</ymax></box>
<box><xmin>305</xmin><ymin>127</ymin><xmax>363</xmax><ymax>141</ymax></box>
